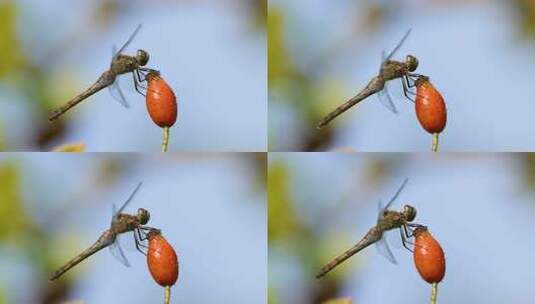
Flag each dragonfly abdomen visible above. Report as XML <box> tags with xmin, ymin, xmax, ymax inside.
<box><xmin>48</xmin><ymin>70</ymin><xmax>116</xmax><ymax>121</ymax></box>
<box><xmin>317</xmin><ymin>76</ymin><xmax>385</xmax><ymax>128</ymax></box>
<box><xmin>49</xmin><ymin>232</ymin><xmax>114</xmax><ymax>281</ymax></box>
<box><xmin>316</xmin><ymin>227</ymin><xmax>382</xmax><ymax>278</ymax></box>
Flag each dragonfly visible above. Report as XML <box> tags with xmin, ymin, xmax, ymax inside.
<box><xmin>316</xmin><ymin>29</ymin><xmax>422</xmax><ymax>129</ymax></box>
<box><xmin>48</xmin><ymin>24</ymin><xmax>152</xmax><ymax>121</ymax></box>
<box><xmin>316</xmin><ymin>178</ymin><xmax>421</xmax><ymax>279</ymax></box>
<box><xmin>49</xmin><ymin>182</ymin><xmax>153</xmax><ymax>281</ymax></box>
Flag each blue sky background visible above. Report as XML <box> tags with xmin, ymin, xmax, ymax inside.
<box><xmin>269</xmin><ymin>153</ymin><xmax>535</xmax><ymax>303</ymax></box>
<box><xmin>269</xmin><ymin>1</ymin><xmax>535</xmax><ymax>151</ymax></box>
<box><xmin>0</xmin><ymin>153</ymin><xmax>266</xmax><ymax>303</ymax></box>
<box><xmin>0</xmin><ymin>1</ymin><xmax>266</xmax><ymax>151</ymax></box>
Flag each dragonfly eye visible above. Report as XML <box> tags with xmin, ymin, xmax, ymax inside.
<box><xmin>137</xmin><ymin>208</ymin><xmax>150</xmax><ymax>225</ymax></box>
<box><xmin>137</xmin><ymin>50</ymin><xmax>149</xmax><ymax>66</ymax></box>
<box><xmin>403</xmin><ymin>205</ymin><xmax>417</xmax><ymax>222</ymax></box>
<box><xmin>406</xmin><ymin>55</ymin><xmax>418</xmax><ymax>72</ymax></box>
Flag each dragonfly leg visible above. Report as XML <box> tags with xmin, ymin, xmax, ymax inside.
<box><xmin>138</xmin><ymin>227</ymin><xmax>150</xmax><ymax>241</ymax></box>
<box><xmin>407</xmin><ymin>73</ymin><xmax>422</xmax><ymax>82</ymax></box>
<box><xmin>399</xmin><ymin>227</ymin><xmax>414</xmax><ymax>253</ymax></box>
<box><xmin>136</xmin><ymin>69</ymin><xmax>150</xmax><ymax>85</ymax></box>
<box><xmin>133</xmin><ymin>230</ymin><xmax>147</xmax><ymax>256</ymax></box>
<box><xmin>402</xmin><ymin>76</ymin><xmax>416</xmax><ymax>103</ymax></box>
<box><xmin>404</xmin><ymin>224</ymin><xmax>416</xmax><ymax>238</ymax></box>
<box><xmin>406</xmin><ymin>222</ymin><xmax>423</xmax><ymax>228</ymax></box>
<box><xmin>137</xmin><ymin>226</ymin><xmax>157</xmax><ymax>242</ymax></box>
<box><xmin>132</xmin><ymin>72</ymin><xmax>147</xmax><ymax>97</ymax></box>
<box><xmin>404</xmin><ymin>76</ymin><xmax>417</xmax><ymax>96</ymax></box>
<box><xmin>134</xmin><ymin>229</ymin><xmax>151</xmax><ymax>255</ymax></box>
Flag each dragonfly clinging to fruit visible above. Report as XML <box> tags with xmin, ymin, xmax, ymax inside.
<box><xmin>317</xmin><ymin>30</ymin><xmax>423</xmax><ymax>128</ymax></box>
<box><xmin>316</xmin><ymin>178</ymin><xmax>421</xmax><ymax>278</ymax></box>
<box><xmin>48</xmin><ymin>24</ymin><xmax>152</xmax><ymax>121</ymax></box>
<box><xmin>49</xmin><ymin>182</ymin><xmax>153</xmax><ymax>281</ymax></box>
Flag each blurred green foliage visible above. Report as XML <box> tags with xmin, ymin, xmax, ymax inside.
<box><xmin>514</xmin><ymin>0</ymin><xmax>535</xmax><ymax>38</ymax></box>
<box><xmin>268</xmin><ymin>159</ymin><xmax>366</xmax><ymax>303</ymax></box>
<box><xmin>268</xmin><ymin>161</ymin><xmax>301</xmax><ymax>242</ymax></box>
<box><xmin>0</xmin><ymin>161</ymin><xmax>31</xmax><ymax>242</ymax></box>
<box><xmin>267</xmin><ymin>7</ymin><xmax>294</xmax><ymax>86</ymax></box>
<box><xmin>0</xmin><ymin>1</ymin><xmax>25</xmax><ymax>80</ymax></box>
<box><xmin>268</xmin><ymin>6</ymin><xmax>341</xmax><ymax>151</ymax></box>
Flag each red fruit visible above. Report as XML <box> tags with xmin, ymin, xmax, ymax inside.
<box><xmin>147</xmin><ymin>229</ymin><xmax>179</xmax><ymax>287</ymax></box>
<box><xmin>146</xmin><ymin>71</ymin><xmax>177</xmax><ymax>128</ymax></box>
<box><xmin>413</xmin><ymin>226</ymin><xmax>445</xmax><ymax>284</ymax></box>
<box><xmin>415</xmin><ymin>76</ymin><xmax>446</xmax><ymax>134</ymax></box>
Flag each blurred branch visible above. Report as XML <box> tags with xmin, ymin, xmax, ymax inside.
<box><xmin>323</xmin><ymin>298</ymin><xmax>352</xmax><ymax>304</ymax></box>
<box><xmin>51</xmin><ymin>142</ymin><xmax>86</xmax><ymax>152</ymax></box>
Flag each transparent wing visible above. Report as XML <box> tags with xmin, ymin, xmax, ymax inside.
<box><xmin>111</xmin><ymin>203</ymin><xmax>118</xmax><ymax>225</ymax></box>
<box><xmin>384</xmin><ymin>29</ymin><xmax>411</xmax><ymax>62</ymax></box>
<box><xmin>383</xmin><ymin>178</ymin><xmax>409</xmax><ymax>211</ymax></box>
<box><xmin>375</xmin><ymin>234</ymin><xmax>398</xmax><ymax>264</ymax></box>
<box><xmin>108</xmin><ymin>237</ymin><xmax>131</xmax><ymax>267</ymax></box>
<box><xmin>113</xmin><ymin>24</ymin><xmax>142</xmax><ymax>59</ymax></box>
<box><xmin>115</xmin><ymin>182</ymin><xmax>143</xmax><ymax>217</ymax></box>
<box><xmin>377</xmin><ymin>199</ymin><xmax>385</xmax><ymax>222</ymax></box>
<box><xmin>376</xmin><ymin>51</ymin><xmax>399</xmax><ymax>114</ymax></box>
<box><xmin>377</xmin><ymin>85</ymin><xmax>398</xmax><ymax>114</ymax></box>
<box><xmin>108</xmin><ymin>80</ymin><xmax>130</xmax><ymax>108</ymax></box>
<box><xmin>108</xmin><ymin>45</ymin><xmax>130</xmax><ymax>108</ymax></box>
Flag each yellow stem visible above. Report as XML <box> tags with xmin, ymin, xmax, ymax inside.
<box><xmin>162</xmin><ymin>127</ymin><xmax>170</xmax><ymax>152</ymax></box>
<box><xmin>432</xmin><ymin>133</ymin><xmax>439</xmax><ymax>152</ymax></box>
<box><xmin>164</xmin><ymin>285</ymin><xmax>171</xmax><ymax>304</ymax></box>
<box><xmin>430</xmin><ymin>282</ymin><xmax>438</xmax><ymax>304</ymax></box>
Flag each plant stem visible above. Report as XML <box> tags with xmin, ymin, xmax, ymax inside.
<box><xmin>432</xmin><ymin>133</ymin><xmax>439</xmax><ymax>152</ymax></box>
<box><xmin>162</xmin><ymin>127</ymin><xmax>170</xmax><ymax>152</ymax></box>
<box><xmin>164</xmin><ymin>285</ymin><xmax>171</xmax><ymax>304</ymax></box>
<box><xmin>430</xmin><ymin>282</ymin><xmax>438</xmax><ymax>304</ymax></box>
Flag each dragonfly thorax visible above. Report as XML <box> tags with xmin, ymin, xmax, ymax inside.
<box><xmin>405</xmin><ymin>55</ymin><xmax>418</xmax><ymax>72</ymax></box>
<box><xmin>402</xmin><ymin>204</ymin><xmax>417</xmax><ymax>222</ymax></box>
<box><xmin>136</xmin><ymin>50</ymin><xmax>149</xmax><ymax>66</ymax></box>
<box><xmin>137</xmin><ymin>208</ymin><xmax>150</xmax><ymax>225</ymax></box>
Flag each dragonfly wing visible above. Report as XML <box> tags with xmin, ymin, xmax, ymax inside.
<box><xmin>385</xmin><ymin>29</ymin><xmax>411</xmax><ymax>62</ymax></box>
<box><xmin>379</xmin><ymin>50</ymin><xmax>387</xmax><ymax>74</ymax></box>
<box><xmin>111</xmin><ymin>203</ymin><xmax>118</xmax><ymax>225</ymax></box>
<box><xmin>377</xmin><ymin>199</ymin><xmax>385</xmax><ymax>223</ymax></box>
<box><xmin>375</xmin><ymin>234</ymin><xmax>397</xmax><ymax>265</ymax></box>
<box><xmin>114</xmin><ymin>182</ymin><xmax>143</xmax><ymax>216</ymax></box>
<box><xmin>377</xmin><ymin>50</ymin><xmax>398</xmax><ymax>114</ymax></box>
<box><xmin>384</xmin><ymin>178</ymin><xmax>409</xmax><ymax>211</ymax></box>
<box><xmin>377</xmin><ymin>85</ymin><xmax>398</xmax><ymax>114</ymax></box>
<box><xmin>110</xmin><ymin>44</ymin><xmax>118</xmax><ymax>68</ymax></box>
<box><xmin>108</xmin><ymin>237</ymin><xmax>131</xmax><ymax>267</ymax></box>
<box><xmin>113</xmin><ymin>24</ymin><xmax>142</xmax><ymax>60</ymax></box>
<box><xmin>109</xmin><ymin>44</ymin><xmax>130</xmax><ymax>108</ymax></box>
<box><xmin>108</xmin><ymin>79</ymin><xmax>130</xmax><ymax>108</ymax></box>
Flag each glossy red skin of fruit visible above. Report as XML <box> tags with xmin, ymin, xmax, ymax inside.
<box><xmin>146</xmin><ymin>71</ymin><xmax>177</xmax><ymax>128</ymax></box>
<box><xmin>413</xmin><ymin>226</ymin><xmax>445</xmax><ymax>284</ymax></box>
<box><xmin>415</xmin><ymin>76</ymin><xmax>447</xmax><ymax>134</ymax></box>
<box><xmin>147</xmin><ymin>229</ymin><xmax>179</xmax><ymax>287</ymax></box>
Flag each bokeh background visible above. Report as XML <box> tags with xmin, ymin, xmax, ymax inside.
<box><xmin>268</xmin><ymin>0</ymin><xmax>535</xmax><ymax>151</ymax></box>
<box><xmin>0</xmin><ymin>0</ymin><xmax>266</xmax><ymax>151</ymax></box>
<box><xmin>269</xmin><ymin>153</ymin><xmax>535</xmax><ymax>303</ymax></box>
<box><xmin>0</xmin><ymin>153</ymin><xmax>266</xmax><ymax>303</ymax></box>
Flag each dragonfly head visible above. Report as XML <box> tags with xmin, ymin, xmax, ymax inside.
<box><xmin>137</xmin><ymin>208</ymin><xmax>150</xmax><ymax>225</ymax></box>
<box><xmin>405</xmin><ymin>55</ymin><xmax>418</xmax><ymax>72</ymax></box>
<box><xmin>403</xmin><ymin>204</ymin><xmax>417</xmax><ymax>222</ymax></box>
<box><xmin>136</xmin><ymin>49</ymin><xmax>150</xmax><ymax>66</ymax></box>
